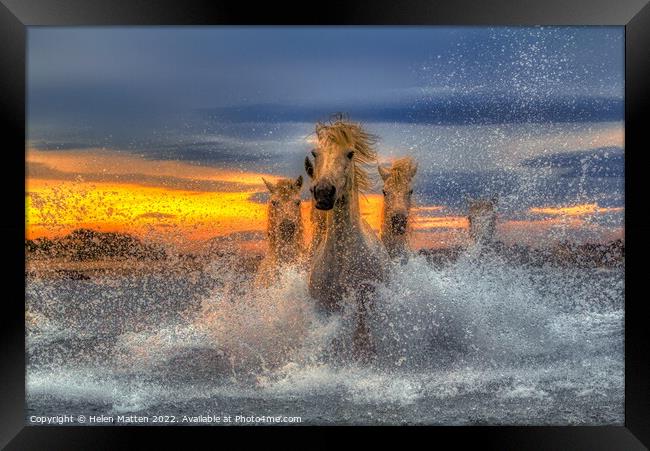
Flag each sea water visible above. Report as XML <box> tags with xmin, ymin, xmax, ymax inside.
<box><xmin>25</xmin><ymin>248</ymin><xmax>624</xmax><ymax>425</ymax></box>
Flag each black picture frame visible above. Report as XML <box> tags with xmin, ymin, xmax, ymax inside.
<box><xmin>1</xmin><ymin>0</ymin><xmax>648</xmax><ymax>448</ymax></box>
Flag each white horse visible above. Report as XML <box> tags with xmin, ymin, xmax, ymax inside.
<box><xmin>467</xmin><ymin>196</ymin><xmax>498</xmax><ymax>246</ymax></box>
<box><xmin>254</xmin><ymin>176</ymin><xmax>304</xmax><ymax>288</ymax></box>
<box><xmin>379</xmin><ymin>157</ymin><xmax>417</xmax><ymax>260</ymax></box>
<box><xmin>307</xmin><ymin>117</ymin><xmax>389</xmax><ymax>359</ymax></box>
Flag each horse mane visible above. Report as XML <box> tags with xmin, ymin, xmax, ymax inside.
<box><xmin>315</xmin><ymin>115</ymin><xmax>378</xmax><ymax>193</ymax></box>
<box><xmin>274</xmin><ymin>178</ymin><xmax>300</xmax><ymax>195</ymax></box>
<box><xmin>387</xmin><ymin>157</ymin><xmax>417</xmax><ymax>184</ymax></box>
<box><xmin>468</xmin><ymin>197</ymin><xmax>498</xmax><ymax>213</ymax></box>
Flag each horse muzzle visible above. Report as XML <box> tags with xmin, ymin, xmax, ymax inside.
<box><xmin>390</xmin><ymin>213</ymin><xmax>408</xmax><ymax>235</ymax></box>
<box><xmin>313</xmin><ymin>183</ymin><xmax>336</xmax><ymax>210</ymax></box>
<box><xmin>279</xmin><ymin>220</ymin><xmax>297</xmax><ymax>239</ymax></box>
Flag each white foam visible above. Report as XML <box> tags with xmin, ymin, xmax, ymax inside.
<box><xmin>26</xmin><ymin>250</ymin><xmax>624</xmax><ymax>422</ymax></box>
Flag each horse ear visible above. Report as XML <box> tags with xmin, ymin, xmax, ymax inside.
<box><xmin>304</xmin><ymin>157</ymin><xmax>314</xmax><ymax>178</ymax></box>
<box><xmin>295</xmin><ymin>175</ymin><xmax>303</xmax><ymax>189</ymax></box>
<box><xmin>378</xmin><ymin>166</ymin><xmax>390</xmax><ymax>181</ymax></box>
<box><xmin>262</xmin><ymin>177</ymin><xmax>275</xmax><ymax>193</ymax></box>
<box><xmin>409</xmin><ymin>162</ymin><xmax>418</xmax><ymax>178</ymax></box>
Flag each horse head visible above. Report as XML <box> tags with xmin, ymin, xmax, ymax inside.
<box><xmin>308</xmin><ymin>117</ymin><xmax>377</xmax><ymax>211</ymax></box>
<box><xmin>262</xmin><ymin>176</ymin><xmax>303</xmax><ymax>245</ymax></box>
<box><xmin>379</xmin><ymin>158</ymin><xmax>417</xmax><ymax>236</ymax></box>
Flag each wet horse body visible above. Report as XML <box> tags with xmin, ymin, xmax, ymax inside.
<box><xmin>310</xmin><ymin>183</ymin><xmax>387</xmax><ymax>313</ymax></box>
<box><xmin>307</xmin><ymin>118</ymin><xmax>389</xmax><ymax>358</ymax></box>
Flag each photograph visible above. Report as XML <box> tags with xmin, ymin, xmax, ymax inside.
<box><xmin>25</xmin><ymin>26</ymin><xmax>625</xmax><ymax>426</ymax></box>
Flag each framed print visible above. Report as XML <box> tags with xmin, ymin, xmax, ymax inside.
<box><xmin>1</xmin><ymin>0</ymin><xmax>648</xmax><ymax>448</ymax></box>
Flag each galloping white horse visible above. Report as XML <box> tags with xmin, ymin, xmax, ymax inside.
<box><xmin>307</xmin><ymin>117</ymin><xmax>389</xmax><ymax>359</ymax></box>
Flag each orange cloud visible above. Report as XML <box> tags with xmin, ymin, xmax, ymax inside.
<box><xmin>529</xmin><ymin>203</ymin><xmax>624</xmax><ymax>217</ymax></box>
<box><xmin>411</xmin><ymin>229</ymin><xmax>470</xmax><ymax>249</ymax></box>
<box><xmin>411</xmin><ymin>216</ymin><xmax>469</xmax><ymax>230</ymax></box>
<box><xmin>26</xmin><ymin>179</ymin><xmax>270</xmax><ymax>241</ymax></box>
<box><xmin>25</xmin><ymin>148</ymin><xmax>303</xmax><ymax>243</ymax></box>
<box><xmin>27</xmin><ymin>148</ymin><xmax>280</xmax><ymax>190</ymax></box>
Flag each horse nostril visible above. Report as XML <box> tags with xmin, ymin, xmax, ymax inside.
<box><xmin>391</xmin><ymin>214</ymin><xmax>408</xmax><ymax>233</ymax></box>
<box><xmin>314</xmin><ymin>184</ymin><xmax>335</xmax><ymax>199</ymax></box>
<box><xmin>279</xmin><ymin>220</ymin><xmax>296</xmax><ymax>237</ymax></box>
<box><xmin>313</xmin><ymin>183</ymin><xmax>336</xmax><ymax>210</ymax></box>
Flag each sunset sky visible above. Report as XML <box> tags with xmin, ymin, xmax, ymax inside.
<box><xmin>26</xmin><ymin>27</ymin><xmax>624</xmax><ymax>249</ymax></box>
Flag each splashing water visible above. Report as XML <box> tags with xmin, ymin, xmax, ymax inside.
<box><xmin>26</xmin><ymin>245</ymin><xmax>623</xmax><ymax>425</ymax></box>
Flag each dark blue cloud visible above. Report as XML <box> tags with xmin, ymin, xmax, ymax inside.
<box><xmin>28</xmin><ymin>26</ymin><xmax>623</xmax><ymax>131</ymax></box>
<box><xmin>521</xmin><ymin>146</ymin><xmax>624</xmax><ymax>177</ymax></box>
<box><xmin>414</xmin><ymin>169</ymin><xmax>520</xmax><ymax>214</ymax></box>
<box><xmin>200</xmin><ymin>94</ymin><xmax>623</xmax><ymax>125</ymax></box>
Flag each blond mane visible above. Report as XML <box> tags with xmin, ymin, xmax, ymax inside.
<box><xmin>386</xmin><ymin>157</ymin><xmax>417</xmax><ymax>185</ymax></box>
<box><xmin>315</xmin><ymin>115</ymin><xmax>378</xmax><ymax>193</ymax></box>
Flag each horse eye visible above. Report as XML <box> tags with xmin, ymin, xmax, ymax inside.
<box><xmin>294</xmin><ymin>200</ymin><xmax>301</xmax><ymax>206</ymax></box>
<box><xmin>311</xmin><ymin>150</ymin><xmax>317</xmax><ymax>157</ymax></box>
<box><xmin>382</xmin><ymin>190</ymin><xmax>387</xmax><ymax>196</ymax></box>
<box><xmin>347</xmin><ymin>151</ymin><xmax>355</xmax><ymax>160</ymax></box>
<box><xmin>271</xmin><ymin>200</ymin><xmax>279</xmax><ymax>206</ymax></box>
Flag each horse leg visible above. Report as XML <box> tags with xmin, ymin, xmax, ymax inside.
<box><xmin>352</xmin><ymin>282</ymin><xmax>376</xmax><ymax>363</ymax></box>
